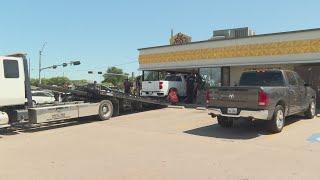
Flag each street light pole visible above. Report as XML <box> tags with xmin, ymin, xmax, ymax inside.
<box><xmin>38</xmin><ymin>50</ymin><xmax>42</xmax><ymax>84</ymax></box>
<box><xmin>38</xmin><ymin>42</ymin><xmax>47</xmax><ymax>84</ymax></box>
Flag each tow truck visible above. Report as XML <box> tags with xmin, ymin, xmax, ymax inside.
<box><xmin>0</xmin><ymin>53</ymin><xmax>169</xmax><ymax>129</ymax></box>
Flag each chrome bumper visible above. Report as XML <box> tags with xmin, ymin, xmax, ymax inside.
<box><xmin>208</xmin><ymin>108</ymin><xmax>269</xmax><ymax>120</ymax></box>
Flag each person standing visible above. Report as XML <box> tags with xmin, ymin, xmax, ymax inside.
<box><xmin>193</xmin><ymin>73</ymin><xmax>200</xmax><ymax>102</ymax></box>
<box><xmin>124</xmin><ymin>78</ymin><xmax>131</xmax><ymax>94</ymax></box>
<box><xmin>135</xmin><ymin>76</ymin><xmax>142</xmax><ymax>96</ymax></box>
<box><xmin>186</xmin><ymin>74</ymin><xmax>196</xmax><ymax>103</ymax></box>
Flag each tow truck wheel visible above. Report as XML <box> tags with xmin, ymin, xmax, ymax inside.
<box><xmin>217</xmin><ymin>116</ymin><xmax>233</xmax><ymax>128</ymax></box>
<box><xmin>98</xmin><ymin>100</ymin><xmax>113</xmax><ymax>120</ymax></box>
<box><xmin>268</xmin><ymin>105</ymin><xmax>285</xmax><ymax>133</ymax></box>
<box><xmin>305</xmin><ymin>100</ymin><xmax>316</xmax><ymax>119</ymax></box>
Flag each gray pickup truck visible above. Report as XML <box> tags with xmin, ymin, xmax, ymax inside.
<box><xmin>207</xmin><ymin>70</ymin><xmax>316</xmax><ymax>133</ymax></box>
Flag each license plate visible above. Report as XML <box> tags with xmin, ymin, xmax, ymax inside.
<box><xmin>227</xmin><ymin>108</ymin><xmax>237</xmax><ymax>114</ymax></box>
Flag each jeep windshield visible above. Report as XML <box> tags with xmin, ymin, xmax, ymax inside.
<box><xmin>239</xmin><ymin>71</ymin><xmax>285</xmax><ymax>86</ymax></box>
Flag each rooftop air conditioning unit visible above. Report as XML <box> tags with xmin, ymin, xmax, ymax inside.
<box><xmin>212</xmin><ymin>27</ymin><xmax>255</xmax><ymax>39</ymax></box>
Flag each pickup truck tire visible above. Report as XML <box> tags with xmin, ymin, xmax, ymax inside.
<box><xmin>305</xmin><ymin>100</ymin><xmax>316</xmax><ymax>119</ymax></box>
<box><xmin>268</xmin><ymin>105</ymin><xmax>285</xmax><ymax>133</ymax></box>
<box><xmin>98</xmin><ymin>100</ymin><xmax>114</xmax><ymax>120</ymax></box>
<box><xmin>217</xmin><ymin>116</ymin><xmax>233</xmax><ymax>128</ymax></box>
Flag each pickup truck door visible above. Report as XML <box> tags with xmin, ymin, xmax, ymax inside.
<box><xmin>293</xmin><ymin>72</ymin><xmax>308</xmax><ymax>111</ymax></box>
<box><xmin>285</xmin><ymin>71</ymin><xmax>300</xmax><ymax>115</ymax></box>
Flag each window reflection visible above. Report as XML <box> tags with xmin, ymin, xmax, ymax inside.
<box><xmin>199</xmin><ymin>68</ymin><xmax>221</xmax><ymax>89</ymax></box>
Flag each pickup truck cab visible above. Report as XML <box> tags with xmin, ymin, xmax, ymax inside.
<box><xmin>141</xmin><ymin>74</ymin><xmax>187</xmax><ymax>98</ymax></box>
<box><xmin>207</xmin><ymin>70</ymin><xmax>316</xmax><ymax>133</ymax></box>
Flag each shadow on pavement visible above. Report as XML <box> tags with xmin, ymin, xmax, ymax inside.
<box><xmin>184</xmin><ymin>115</ymin><xmax>306</xmax><ymax>140</ymax></box>
<box><xmin>0</xmin><ymin>108</ymin><xmax>161</xmax><ymax>136</ymax></box>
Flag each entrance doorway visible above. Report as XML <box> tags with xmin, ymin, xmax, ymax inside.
<box><xmin>295</xmin><ymin>64</ymin><xmax>320</xmax><ymax>107</ymax></box>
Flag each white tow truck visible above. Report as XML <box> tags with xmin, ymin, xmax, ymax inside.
<box><xmin>0</xmin><ymin>53</ymin><xmax>168</xmax><ymax>129</ymax></box>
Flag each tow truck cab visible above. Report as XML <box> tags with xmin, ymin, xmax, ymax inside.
<box><xmin>0</xmin><ymin>55</ymin><xmax>26</xmax><ymax>107</ymax></box>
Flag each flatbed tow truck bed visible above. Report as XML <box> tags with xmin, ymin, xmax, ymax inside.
<box><xmin>18</xmin><ymin>85</ymin><xmax>170</xmax><ymax>125</ymax></box>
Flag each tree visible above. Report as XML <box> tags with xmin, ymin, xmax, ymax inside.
<box><xmin>30</xmin><ymin>77</ymin><xmax>71</xmax><ymax>87</ymax></box>
<box><xmin>45</xmin><ymin>77</ymin><xmax>71</xmax><ymax>86</ymax></box>
<box><xmin>102</xmin><ymin>67</ymin><xmax>128</xmax><ymax>87</ymax></box>
<box><xmin>71</xmin><ymin>79</ymin><xmax>88</xmax><ymax>86</ymax></box>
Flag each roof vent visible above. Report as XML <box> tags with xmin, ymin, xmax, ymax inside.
<box><xmin>212</xmin><ymin>27</ymin><xmax>255</xmax><ymax>40</ymax></box>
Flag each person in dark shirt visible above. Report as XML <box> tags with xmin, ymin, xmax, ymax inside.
<box><xmin>186</xmin><ymin>74</ymin><xmax>196</xmax><ymax>103</ymax></box>
<box><xmin>124</xmin><ymin>78</ymin><xmax>131</xmax><ymax>94</ymax></box>
<box><xmin>135</xmin><ymin>76</ymin><xmax>142</xmax><ymax>96</ymax></box>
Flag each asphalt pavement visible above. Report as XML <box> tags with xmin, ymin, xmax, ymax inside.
<box><xmin>0</xmin><ymin>108</ymin><xmax>319</xmax><ymax>180</ymax></box>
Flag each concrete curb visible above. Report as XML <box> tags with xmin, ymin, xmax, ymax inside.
<box><xmin>196</xmin><ymin>107</ymin><xmax>207</xmax><ymax>110</ymax></box>
<box><xmin>167</xmin><ymin>105</ymin><xmax>185</xmax><ymax>109</ymax></box>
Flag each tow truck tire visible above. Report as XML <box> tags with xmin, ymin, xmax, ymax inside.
<box><xmin>98</xmin><ymin>100</ymin><xmax>114</xmax><ymax>120</ymax></box>
<box><xmin>217</xmin><ymin>116</ymin><xmax>233</xmax><ymax>128</ymax></box>
<box><xmin>305</xmin><ymin>100</ymin><xmax>316</xmax><ymax>119</ymax></box>
<box><xmin>268</xmin><ymin>105</ymin><xmax>285</xmax><ymax>133</ymax></box>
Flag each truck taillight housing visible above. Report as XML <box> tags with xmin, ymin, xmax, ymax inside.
<box><xmin>159</xmin><ymin>81</ymin><xmax>164</xmax><ymax>90</ymax></box>
<box><xmin>258</xmin><ymin>90</ymin><xmax>269</xmax><ymax>106</ymax></box>
<box><xmin>205</xmin><ymin>90</ymin><xmax>213</xmax><ymax>104</ymax></box>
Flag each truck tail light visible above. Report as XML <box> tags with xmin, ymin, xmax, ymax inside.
<box><xmin>258</xmin><ymin>90</ymin><xmax>269</xmax><ymax>106</ymax></box>
<box><xmin>159</xmin><ymin>81</ymin><xmax>164</xmax><ymax>90</ymax></box>
<box><xmin>205</xmin><ymin>90</ymin><xmax>213</xmax><ymax>104</ymax></box>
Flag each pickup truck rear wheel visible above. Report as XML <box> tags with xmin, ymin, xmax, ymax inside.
<box><xmin>217</xmin><ymin>116</ymin><xmax>233</xmax><ymax>128</ymax></box>
<box><xmin>268</xmin><ymin>105</ymin><xmax>285</xmax><ymax>133</ymax></box>
<box><xmin>305</xmin><ymin>100</ymin><xmax>316</xmax><ymax>119</ymax></box>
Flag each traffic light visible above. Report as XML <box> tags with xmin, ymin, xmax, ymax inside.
<box><xmin>62</xmin><ymin>63</ymin><xmax>68</xmax><ymax>67</ymax></box>
<box><xmin>72</xmin><ymin>61</ymin><xmax>81</xmax><ymax>66</ymax></box>
<box><xmin>52</xmin><ymin>65</ymin><xmax>57</xmax><ymax>69</ymax></box>
<box><xmin>98</xmin><ymin>72</ymin><xmax>103</xmax><ymax>74</ymax></box>
<box><xmin>88</xmin><ymin>71</ymin><xmax>93</xmax><ymax>74</ymax></box>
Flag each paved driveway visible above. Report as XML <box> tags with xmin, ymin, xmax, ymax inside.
<box><xmin>0</xmin><ymin>108</ymin><xmax>319</xmax><ymax>180</ymax></box>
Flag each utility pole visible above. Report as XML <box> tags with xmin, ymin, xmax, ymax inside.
<box><xmin>28</xmin><ymin>58</ymin><xmax>31</xmax><ymax>80</ymax></box>
<box><xmin>39</xmin><ymin>42</ymin><xmax>47</xmax><ymax>84</ymax></box>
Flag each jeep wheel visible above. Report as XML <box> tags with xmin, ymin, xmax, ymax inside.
<box><xmin>305</xmin><ymin>100</ymin><xmax>316</xmax><ymax>119</ymax></box>
<box><xmin>268</xmin><ymin>105</ymin><xmax>285</xmax><ymax>133</ymax></box>
<box><xmin>217</xmin><ymin>116</ymin><xmax>233</xmax><ymax>128</ymax></box>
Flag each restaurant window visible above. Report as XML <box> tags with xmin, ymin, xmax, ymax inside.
<box><xmin>199</xmin><ymin>67</ymin><xmax>221</xmax><ymax>89</ymax></box>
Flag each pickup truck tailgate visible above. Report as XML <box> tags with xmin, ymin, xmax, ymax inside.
<box><xmin>209</xmin><ymin>87</ymin><xmax>261</xmax><ymax>109</ymax></box>
<box><xmin>142</xmin><ymin>81</ymin><xmax>160</xmax><ymax>92</ymax></box>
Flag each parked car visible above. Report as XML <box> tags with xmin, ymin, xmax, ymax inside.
<box><xmin>141</xmin><ymin>74</ymin><xmax>188</xmax><ymax>98</ymax></box>
<box><xmin>207</xmin><ymin>70</ymin><xmax>316</xmax><ymax>133</ymax></box>
<box><xmin>31</xmin><ymin>91</ymin><xmax>56</xmax><ymax>105</ymax></box>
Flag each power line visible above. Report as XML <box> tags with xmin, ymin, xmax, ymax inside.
<box><xmin>77</xmin><ymin>59</ymin><xmax>138</xmax><ymax>72</ymax></box>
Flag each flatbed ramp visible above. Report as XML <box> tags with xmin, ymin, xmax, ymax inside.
<box><xmin>40</xmin><ymin>84</ymin><xmax>170</xmax><ymax>106</ymax></box>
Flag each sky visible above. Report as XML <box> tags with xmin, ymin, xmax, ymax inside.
<box><xmin>1</xmin><ymin>0</ymin><xmax>320</xmax><ymax>82</ymax></box>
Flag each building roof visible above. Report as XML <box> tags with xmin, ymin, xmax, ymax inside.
<box><xmin>138</xmin><ymin>27</ymin><xmax>320</xmax><ymax>51</ymax></box>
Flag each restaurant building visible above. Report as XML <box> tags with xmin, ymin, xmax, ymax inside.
<box><xmin>138</xmin><ymin>27</ymin><xmax>320</xmax><ymax>105</ymax></box>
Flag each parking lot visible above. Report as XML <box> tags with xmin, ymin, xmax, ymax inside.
<box><xmin>0</xmin><ymin>108</ymin><xmax>319</xmax><ymax>180</ymax></box>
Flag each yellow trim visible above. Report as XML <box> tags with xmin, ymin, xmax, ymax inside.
<box><xmin>139</xmin><ymin>38</ymin><xmax>320</xmax><ymax>64</ymax></box>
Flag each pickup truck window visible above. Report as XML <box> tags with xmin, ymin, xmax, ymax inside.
<box><xmin>285</xmin><ymin>71</ymin><xmax>298</xmax><ymax>86</ymax></box>
<box><xmin>143</xmin><ymin>71</ymin><xmax>166</xmax><ymax>81</ymax></box>
<box><xmin>165</xmin><ymin>75</ymin><xmax>182</xmax><ymax>82</ymax></box>
<box><xmin>239</xmin><ymin>71</ymin><xmax>285</xmax><ymax>86</ymax></box>
<box><xmin>143</xmin><ymin>71</ymin><xmax>159</xmax><ymax>81</ymax></box>
<box><xmin>3</xmin><ymin>60</ymin><xmax>20</xmax><ymax>78</ymax></box>
<box><xmin>293</xmin><ymin>72</ymin><xmax>305</xmax><ymax>86</ymax></box>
